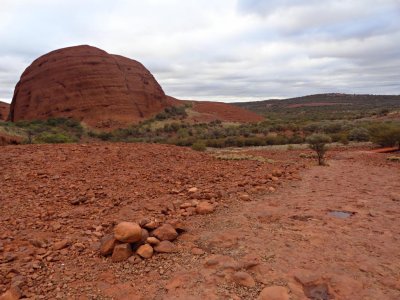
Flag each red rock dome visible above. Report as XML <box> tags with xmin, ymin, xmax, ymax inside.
<box><xmin>9</xmin><ymin>45</ymin><xmax>169</xmax><ymax>128</ymax></box>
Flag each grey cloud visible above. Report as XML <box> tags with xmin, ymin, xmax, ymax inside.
<box><xmin>0</xmin><ymin>0</ymin><xmax>399</xmax><ymax>104</ymax></box>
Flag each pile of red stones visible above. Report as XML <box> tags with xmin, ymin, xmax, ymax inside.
<box><xmin>100</xmin><ymin>219</ymin><xmax>185</xmax><ymax>262</ymax></box>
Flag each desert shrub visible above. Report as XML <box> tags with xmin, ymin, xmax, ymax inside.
<box><xmin>288</xmin><ymin>134</ymin><xmax>304</xmax><ymax>144</ymax></box>
<box><xmin>205</xmin><ymin>139</ymin><xmax>225</xmax><ymax>148</ymax></box>
<box><xmin>322</xmin><ymin>121</ymin><xmax>344</xmax><ymax>134</ymax></box>
<box><xmin>191</xmin><ymin>141</ymin><xmax>207</xmax><ymax>151</ymax></box>
<box><xmin>264</xmin><ymin>135</ymin><xmax>288</xmax><ymax>145</ymax></box>
<box><xmin>369</xmin><ymin>123</ymin><xmax>400</xmax><ymax>148</ymax></box>
<box><xmin>155</xmin><ymin>106</ymin><xmax>187</xmax><ymax>120</ymax></box>
<box><xmin>299</xmin><ymin>153</ymin><xmax>317</xmax><ymax>158</ymax></box>
<box><xmin>243</xmin><ymin>137</ymin><xmax>266</xmax><ymax>147</ymax></box>
<box><xmin>97</xmin><ymin>132</ymin><xmax>114</xmax><ymax>141</ymax></box>
<box><xmin>215</xmin><ymin>154</ymin><xmax>273</xmax><ymax>163</ymax></box>
<box><xmin>387</xmin><ymin>156</ymin><xmax>400</xmax><ymax>162</ymax></box>
<box><xmin>306</xmin><ymin>133</ymin><xmax>332</xmax><ymax>165</ymax></box>
<box><xmin>339</xmin><ymin>135</ymin><xmax>349</xmax><ymax>145</ymax></box>
<box><xmin>329</xmin><ymin>133</ymin><xmax>347</xmax><ymax>143</ymax></box>
<box><xmin>348</xmin><ymin>127</ymin><xmax>370</xmax><ymax>142</ymax></box>
<box><xmin>303</xmin><ymin>123</ymin><xmax>321</xmax><ymax>133</ymax></box>
<box><xmin>35</xmin><ymin>132</ymin><xmax>75</xmax><ymax>144</ymax></box>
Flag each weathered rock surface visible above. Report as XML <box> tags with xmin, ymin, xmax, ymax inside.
<box><xmin>111</xmin><ymin>243</ymin><xmax>133</xmax><ymax>262</ymax></box>
<box><xmin>0</xmin><ymin>287</ymin><xmax>21</xmax><ymax>300</ymax></box>
<box><xmin>195</xmin><ymin>201</ymin><xmax>215</xmax><ymax>214</ymax></box>
<box><xmin>146</xmin><ymin>237</ymin><xmax>160</xmax><ymax>245</ymax></box>
<box><xmin>0</xmin><ymin>101</ymin><xmax>9</xmax><ymax>121</ymax></box>
<box><xmin>9</xmin><ymin>45</ymin><xmax>169</xmax><ymax>129</ymax></box>
<box><xmin>114</xmin><ymin>222</ymin><xmax>142</xmax><ymax>243</ymax></box>
<box><xmin>154</xmin><ymin>241</ymin><xmax>178</xmax><ymax>253</ymax></box>
<box><xmin>100</xmin><ymin>234</ymin><xmax>119</xmax><ymax>256</ymax></box>
<box><xmin>258</xmin><ymin>286</ymin><xmax>289</xmax><ymax>300</ymax></box>
<box><xmin>152</xmin><ymin>224</ymin><xmax>178</xmax><ymax>241</ymax></box>
<box><xmin>232</xmin><ymin>271</ymin><xmax>256</xmax><ymax>287</ymax></box>
<box><xmin>136</xmin><ymin>244</ymin><xmax>154</xmax><ymax>259</ymax></box>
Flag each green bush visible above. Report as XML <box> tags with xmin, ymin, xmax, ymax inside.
<box><xmin>35</xmin><ymin>132</ymin><xmax>76</xmax><ymax>144</ymax></box>
<box><xmin>306</xmin><ymin>133</ymin><xmax>332</xmax><ymax>165</ymax></box>
<box><xmin>348</xmin><ymin>127</ymin><xmax>370</xmax><ymax>142</ymax></box>
<box><xmin>191</xmin><ymin>141</ymin><xmax>207</xmax><ymax>151</ymax></box>
<box><xmin>369</xmin><ymin>123</ymin><xmax>400</xmax><ymax>148</ymax></box>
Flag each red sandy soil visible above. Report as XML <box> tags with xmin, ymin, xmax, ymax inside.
<box><xmin>1</xmin><ymin>144</ymin><xmax>399</xmax><ymax>299</ymax></box>
<box><xmin>189</xmin><ymin>101</ymin><xmax>264</xmax><ymax>123</ymax></box>
<box><xmin>370</xmin><ymin>147</ymin><xmax>399</xmax><ymax>153</ymax></box>
<box><xmin>0</xmin><ymin>102</ymin><xmax>9</xmax><ymax>121</ymax></box>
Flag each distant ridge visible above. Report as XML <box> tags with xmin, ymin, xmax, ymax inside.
<box><xmin>234</xmin><ymin>93</ymin><xmax>400</xmax><ymax>116</ymax></box>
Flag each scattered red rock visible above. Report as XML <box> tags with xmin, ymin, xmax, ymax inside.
<box><xmin>195</xmin><ymin>201</ymin><xmax>215</xmax><ymax>214</ymax></box>
<box><xmin>114</xmin><ymin>222</ymin><xmax>142</xmax><ymax>243</ymax></box>
<box><xmin>154</xmin><ymin>241</ymin><xmax>178</xmax><ymax>253</ymax></box>
<box><xmin>0</xmin><ymin>286</ymin><xmax>22</xmax><ymax>300</ymax></box>
<box><xmin>136</xmin><ymin>244</ymin><xmax>153</xmax><ymax>259</ymax></box>
<box><xmin>151</xmin><ymin>224</ymin><xmax>177</xmax><ymax>241</ymax></box>
<box><xmin>146</xmin><ymin>237</ymin><xmax>160</xmax><ymax>245</ymax></box>
<box><xmin>1</xmin><ymin>143</ymin><xmax>398</xmax><ymax>299</ymax></box>
<box><xmin>258</xmin><ymin>286</ymin><xmax>290</xmax><ymax>300</ymax></box>
<box><xmin>100</xmin><ymin>234</ymin><xmax>119</xmax><ymax>256</ymax></box>
<box><xmin>232</xmin><ymin>271</ymin><xmax>256</xmax><ymax>287</ymax></box>
<box><xmin>111</xmin><ymin>243</ymin><xmax>133</xmax><ymax>263</ymax></box>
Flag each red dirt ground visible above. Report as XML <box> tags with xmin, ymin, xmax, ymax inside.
<box><xmin>0</xmin><ymin>144</ymin><xmax>399</xmax><ymax>299</ymax></box>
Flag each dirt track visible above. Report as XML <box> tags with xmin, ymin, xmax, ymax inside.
<box><xmin>1</xmin><ymin>144</ymin><xmax>399</xmax><ymax>299</ymax></box>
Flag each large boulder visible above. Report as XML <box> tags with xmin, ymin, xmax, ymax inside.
<box><xmin>114</xmin><ymin>222</ymin><xmax>142</xmax><ymax>243</ymax></box>
<box><xmin>9</xmin><ymin>45</ymin><xmax>169</xmax><ymax>129</ymax></box>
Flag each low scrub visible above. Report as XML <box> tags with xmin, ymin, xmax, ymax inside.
<box><xmin>387</xmin><ymin>156</ymin><xmax>400</xmax><ymax>162</ymax></box>
<box><xmin>34</xmin><ymin>132</ymin><xmax>76</xmax><ymax>144</ymax></box>
<box><xmin>214</xmin><ymin>153</ymin><xmax>274</xmax><ymax>163</ymax></box>
<box><xmin>191</xmin><ymin>141</ymin><xmax>207</xmax><ymax>151</ymax></box>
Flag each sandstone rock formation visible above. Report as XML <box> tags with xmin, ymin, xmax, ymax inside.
<box><xmin>189</xmin><ymin>100</ymin><xmax>264</xmax><ymax>123</ymax></box>
<box><xmin>0</xmin><ymin>101</ymin><xmax>9</xmax><ymax>121</ymax></box>
<box><xmin>9</xmin><ymin>45</ymin><xmax>169</xmax><ymax>128</ymax></box>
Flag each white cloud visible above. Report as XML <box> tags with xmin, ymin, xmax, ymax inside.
<box><xmin>0</xmin><ymin>0</ymin><xmax>399</xmax><ymax>103</ymax></box>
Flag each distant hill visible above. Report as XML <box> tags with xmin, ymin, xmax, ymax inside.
<box><xmin>233</xmin><ymin>93</ymin><xmax>400</xmax><ymax>121</ymax></box>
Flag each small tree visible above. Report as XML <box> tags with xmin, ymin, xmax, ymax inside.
<box><xmin>306</xmin><ymin>133</ymin><xmax>332</xmax><ymax>165</ymax></box>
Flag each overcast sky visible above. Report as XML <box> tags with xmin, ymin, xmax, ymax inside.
<box><xmin>1</xmin><ymin>0</ymin><xmax>400</xmax><ymax>103</ymax></box>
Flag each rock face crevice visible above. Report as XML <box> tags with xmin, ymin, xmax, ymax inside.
<box><xmin>9</xmin><ymin>45</ymin><xmax>169</xmax><ymax>128</ymax></box>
